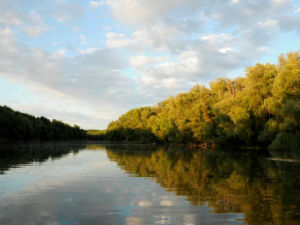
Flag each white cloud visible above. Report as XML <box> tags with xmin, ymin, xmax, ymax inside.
<box><xmin>102</xmin><ymin>0</ymin><xmax>297</xmax><ymax>104</ymax></box>
<box><xmin>0</xmin><ymin>26</ymin><xmax>144</xmax><ymax>128</ymax></box>
<box><xmin>273</xmin><ymin>0</ymin><xmax>289</xmax><ymax>4</ymax></box>
<box><xmin>0</xmin><ymin>11</ymin><xmax>22</xmax><ymax>25</ymax></box>
<box><xmin>24</xmin><ymin>11</ymin><xmax>48</xmax><ymax>37</ymax></box>
<box><xmin>201</xmin><ymin>33</ymin><xmax>232</xmax><ymax>41</ymax></box>
<box><xmin>105</xmin><ymin>32</ymin><xmax>128</xmax><ymax>48</ymax></box>
<box><xmin>231</xmin><ymin>0</ymin><xmax>239</xmax><ymax>4</ymax></box>
<box><xmin>130</xmin><ymin>55</ymin><xmax>169</xmax><ymax>68</ymax></box>
<box><xmin>162</xmin><ymin>78</ymin><xmax>179</xmax><ymax>88</ymax></box>
<box><xmin>55</xmin><ymin>14</ymin><xmax>72</xmax><ymax>23</ymax></box>
<box><xmin>153</xmin><ymin>57</ymin><xmax>201</xmax><ymax>78</ymax></box>
<box><xmin>0</xmin><ymin>27</ymin><xmax>18</xmax><ymax>54</ymax></box>
<box><xmin>105</xmin><ymin>25</ymin><xmax>180</xmax><ymax>51</ymax></box>
<box><xmin>78</xmin><ymin>47</ymin><xmax>99</xmax><ymax>55</ymax></box>
<box><xmin>258</xmin><ymin>46</ymin><xmax>270</xmax><ymax>52</ymax></box>
<box><xmin>55</xmin><ymin>49</ymin><xmax>67</xmax><ymax>56</ymax></box>
<box><xmin>52</xmin><ymin>2</ymin><xmax>83</xmax><ymax>23</ymax></box>
<box><xmin>105</xmin><ymin>0</ymin><xmax>297</xmax><ymax>33</ymax></box>
<box><xmin>72</xmin><ymin>26</ymin><xmax>83</xmax><ymax>32</ymax></box>
<box><xmin>257</xmin><ymin>19</ymin><xmax>278</xmax><ymax>28</ymax></box>
<box><xmin>107</xmin><ymin>0</ymin><xmax>179</xmax><ymax>26</ymax></box>
<box><xmin>80</xmin><ymin>34</ymin><xmax>86</xmax><ymax>45</ymax></box>
<box><xmin>89</xmin><ymin>1</ymin><xmax>105</xmax><ymax>8</ymax></box>
<box><xmin>0</xmin><ymin>26</ymin><xmax>14</xmax><ymax>37</ymax></box>
<box><xmin>218</xmin><ymin>47</ymin><xmax>237</xmax><ymax>54</ymax></box>
<box><xmin>141</xmin><ymin>76</ymin><xmax>156</xmax><ymax>86</ymax></box>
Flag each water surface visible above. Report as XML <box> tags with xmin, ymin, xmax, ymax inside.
<box><xmin>0</xmin><ymin>142</ymin><xmax>299</xmax><ymax>225</ymax></box>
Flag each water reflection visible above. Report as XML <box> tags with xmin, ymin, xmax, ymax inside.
<box><xmin>0</xmin><ymin>142</ymin><xmax>85</xmax><ymax>173</ymax></box>
<box><xmin>0</xmin><ymin>142</ymin><xmax>299</xmax><ymax>225</ymax></box>
<box><xmin>105</xmin><ymin>145</ymin><xmax>300</xmax><ymax>225</ymax></box>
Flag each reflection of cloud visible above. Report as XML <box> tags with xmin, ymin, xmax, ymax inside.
<box><xmin>0</xmin><ymin>150</ymin><xmax>114</xmax><ymax>200</ymax></box>
<box><xmin>183</xmin><ymin>214</ymin><xmax>196</xmax><ymax>225</ymax></box>
<box><xmin>160</xmin><ymin>200</ymin><xmax>173</xmax><ymax>206</ymax></box>
<box><xmin>154</xmin><ymin>215</ymin><xmax>172</xmax><ymax>224</ymax></box>
<box><xmin>126</xmin><ymin>216</ymin><xmax>144</xmax><ymax>225</ymax></box>
<box><xmin>138</xmin><ymin>200</ymin><xmax>152</xmax><ymax>206</ymax></box>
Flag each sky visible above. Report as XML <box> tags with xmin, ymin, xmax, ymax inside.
<box><xmin>0</xmin><ymin>0</ymin><xmax>299</xmax><ymax>129</ymax></box>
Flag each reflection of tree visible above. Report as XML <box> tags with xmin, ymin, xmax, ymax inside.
<box><xmin>0</xmin><ymin>142</ymin><xmax>86</xmax><ymax>173</ymax></box>
<box><xmin>106</xmin><ymin>146</ymin><xmax>300</xmax><ymax>225</ymax></box>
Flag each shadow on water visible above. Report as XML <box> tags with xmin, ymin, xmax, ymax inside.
<box><xmin>103</xmin><ymin>144</ymin><xmax>300</xmax><ymax>225</ymax></box>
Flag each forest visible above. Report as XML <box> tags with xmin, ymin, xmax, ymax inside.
<box><xmin>103</xmin><ymin>52</ymin><xmax>300</xmax><ymax>151</ymax></box>
<box><xmin>0</xmin><ymin>106</ymin><xmax>86</xmax><ymax>141</ymax></box>
<box><xmin>1</xmin><ymin>52</ymin><xmax>299</xmax><ymax>150</ymax></box>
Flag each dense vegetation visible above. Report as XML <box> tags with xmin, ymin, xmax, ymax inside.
<box><xmin>105</xmin><ymin>52</ymin><xmax>300</xmax><ymax>150</ymax></box>
<box><xmin>86</xmin><ymin>129</ymin><xmax>107</xmax><ymax>140</ymax></box>
<box><xmin>0</xmin><ymin>106</ymin><xmax>86</xmax><ymax>141</ymax></box>
<box><xmin>106</xmin><ymin>145</ymin><xmax>300</xmax><ymax>225</ymax></box>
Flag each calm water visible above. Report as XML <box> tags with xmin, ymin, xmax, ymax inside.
<box><xmin>0</xmin><ymin>142</ymin><xmax>299</xmax><ymax>225</ymax></box>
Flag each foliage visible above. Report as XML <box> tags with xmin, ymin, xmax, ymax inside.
<box><xmin>105</xmin><ymin>52</ymin><xmax>300</xmax><ymax>150</ymax></box>
<box><xmin>0</xmin><ymin>106</ymin><xmax>86</xmax><ymax>140</ymax></box>
<box><xmin>86</xmin><ymin>129</ymin><xmax>107</xmax><ymax>140</ymax></box>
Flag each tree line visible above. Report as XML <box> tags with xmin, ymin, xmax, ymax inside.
<box><xmin>0</xmin><ymin>106</ymin><xmax>86</xmax><ymax>140</ymax></box>
<box><xmin>104</xmin><ymin>52</ymin><xmax>300</xmax><ymax>151</ymax></box>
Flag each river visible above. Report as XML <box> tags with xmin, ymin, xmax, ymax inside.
<box><xmin>0</xmin><ymin>142</ymin><xmax>299</xmax><ymax>225</ymax></box>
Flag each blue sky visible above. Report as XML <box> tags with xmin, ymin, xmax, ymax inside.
<box><xmin>0</xmin><ymin>0</ymin><xmax>299</xmax><ymax>129</ymax></box>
